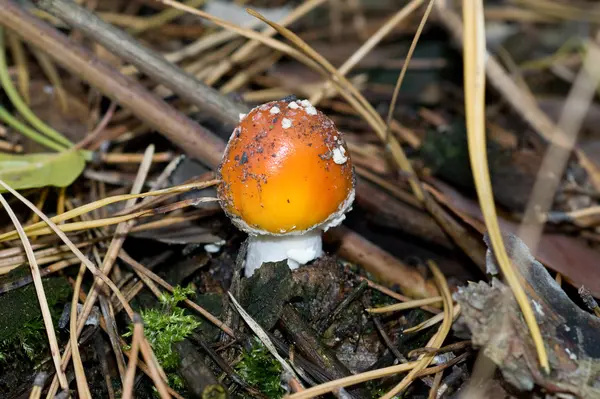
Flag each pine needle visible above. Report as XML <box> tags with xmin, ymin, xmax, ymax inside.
<box><xmin>366</xmin><ymin>296</ymin><xmax>442</xmax><ymax>313</ymax></box>
<box><xmin>461</xmin><ymin>0</ymin><xmax>549</xmax><ymax>373</ymax></box>
<box><xmin>70</xmin><ymin>262</ymin><xmax>92</xmax><ymax>399</ymax></box>
<box><xmin>122</xmin><ymin>314</ymin><xmax>144</xmax><ymax>399</ymax></box>
<box><xmin>385</xmin><ymin>0</ymin><xmax>435</xmax><ymax>142</ymax></box>
<box><xmin>0</xmin><ymin>179</ymin><xmax>219</xmax><ymax>242</ymax></box>
<box><xmin>380</xmin><ymin>260</ymin><xmax>454</xmax><ymax>398</ymax></box>
<box><xmin>0</xmin><ymin>192</ymin><xmax>69</xmax><ymax>390</ymax></box>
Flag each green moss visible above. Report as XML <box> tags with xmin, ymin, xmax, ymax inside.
<box><xmin>0</xmin><ymin>274</ymin><xmax>71</xmax><ymax>341</ymax></box>
<box><xmin>235</xmin><ymin>338</ymin><xmax>285</xmax><ymax>398</ymax></box>
<box><xmin>0</xmin><ymin>275</ymin><xmax>71</xmax><ymax>364</ymax></box>
<box><xmin>123</xmin><ymin>285</ymin><xmax>200</xmax><ymax>391</ymax></box>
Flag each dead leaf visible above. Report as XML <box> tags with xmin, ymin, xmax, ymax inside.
<box><xmin>455</xmin><ymin>233</ymin><xmax>600</xmax><ymax>398</ymax></box>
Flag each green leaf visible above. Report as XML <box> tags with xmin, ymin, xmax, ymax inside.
<box><xmin>0</xmin><ymin>150</ymin><xmax>85</xmax><ymax>192</ymax></box>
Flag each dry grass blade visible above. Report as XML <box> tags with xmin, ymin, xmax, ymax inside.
<box><xmin>366</xmin><ymin>296</ymin><xmax>442</xmax><ymax>313</ymax></box>
<box><xmin>70</xmin><ymin>263</ymin><xmax>92</xmax><ymax>399</ymax></box>
<box><xmin>46</xmin><ymin>145</ymin><xmax>157</xmax><ymax>398</ymax></box>
<box><xmin>385</xmin><ymin>0</ymin><xmax>435</xmax><ymax>141</ymax></box>
<box><xmin>0</xmin><ymin>180</ymin><xmax>136</xmax><ymax>319</ymax></box>
<box><xmin>0</xmin><ymin>191</ymin><xmax>69</xmax><ymax>390</ymax></box>
<box><xmin>157</xmin><ymin>0</ymin><xmax>423</xmax><ymax>203</ymax></box>
<box><xmin>286</xmin><ymin>361</ymin><xmax>419</xmax><ymax>399</ymax></box>
<box><xmin>7</xmin><ymin>31</ymin><xmax>30</xmax><ymax>105</ymax></box>
<box><xmin>546</xmin><ymin>205</ymin><xmax>600</xmax><ymax>227</ymax></box>
<box><xmin>228</xmin><ymin>292</ymin><xmax>303</xmax><ymax>389</ymax></box>
<box><xmin>205</xmin><ymin>0</ymin><xmax>327</xmax><ymax>86</ymax></box>
<box><xmin>360</xmin><ymin>276</ymin><xmax>441</xmax><ymax>313</ymax></box>
<box><xmin>244</xmin><ymin>7</ymin><xmax>425</xmax><ymax>201</ymax></box>
<box><xmin>0</xmin><ymin>197</ymin><xmax>218</xmax><ymax>240</ymax></box>
<box><xmin>129</xmin><ymin>0</ymin><xmax>205</xmax><ymax>35</ymax></box>
<box><xmin>0</xmin><ymin>179</ymin><xmax>219</xmax><ymax>242</ymax></box>
<box><xmin>402</xmin><ymin>305</ymin><xmax>460</xmax><ymax>334</ymax></box>
<box><xmin>310</xmin><ymin>0</ymin><xmax>425</xmax><ymax>105</ymax></box>
<box><xmin>461</xmin><ymin>0</ymin><xmax>549</xmax><ymax>373</ymax></box>
<box><xmin>122</xmin><ymin>314</ymin><xmax>144</xmax><ymax>399</ymax></box>
<box><xmin>380</xmin><ymin>261</ymin><xmax>454</xmax><ymax>398</ymax></box>
<box><xmin>428</xmin><ymin>371</ymin><xmax>443</xmax><ymax>399</ymax></box>
<box><xmin>156</xmin><ymin>0</ymin><xmax>321</xmax><ymax>71</ymax></box>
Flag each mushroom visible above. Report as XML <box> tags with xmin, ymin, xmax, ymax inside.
<box><xmin>217</xmin><ymin>98</ymin><xmax>355</xmax><ymax>277</ymax></box>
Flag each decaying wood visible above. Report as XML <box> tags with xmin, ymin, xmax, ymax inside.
<box><xmin>279</xmin><ymin>304</ymin><xmax>369</xmax><ymax>399</ymax></box>
<box><xmin>326</xmin><ymin>226</ymin><xmax>439</xmax><ymax>299</ymax></box>
<box><xmin>356</xmin><ymin>178</ymin><xmax>453</xmax><ymax>250</ymax></box>
<box><xmin>455</xmin><ymin>233</ymin><xmax>600</xmax><ymax>398</ymax></box>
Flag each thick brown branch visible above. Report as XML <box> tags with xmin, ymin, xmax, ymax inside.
<box><xmin>35</xmin><ymin>0</ymin><xmax>247</xmax><ymax>129</ymax></box>
<box><xmin>0</xmin><ymin>0</ymin><xmax>225</xmax><ymax>168</ymax></box>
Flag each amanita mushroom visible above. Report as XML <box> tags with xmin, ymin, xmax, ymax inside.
<box><xmin>217</xmin><ymin>98</ymin><xmax>355</xmax><ymax>277</ymax></box>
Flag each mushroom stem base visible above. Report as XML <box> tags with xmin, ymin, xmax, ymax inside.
<box><xmin>245</xmin><ymin>230</ymin><xmax>323</xmax><ymax>277</ymax></box>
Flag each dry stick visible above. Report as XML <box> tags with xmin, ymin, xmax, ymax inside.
<box><xmin>310</xmin><ymin>0</ymin><xmax>423</xmax><ymax>105</ymax></box>
<box><xmin>101</xmin><ymin>152</ymin><xmax>174</xmax><ymax>164</ymax></box>
<box><xmin>0</xmin><ymin>0</ymin><xmax>226</xmax><ymax>168</ymax></box>
<box><xmin>519</xmin><ymin>39</ymin><xmax>600</xmax><ymax>253</ymax></box>
<box><xmin>140</xmin><ymin>337</ymin><xmax>172</xmax><ymax>399</ymax></box>
<box><xmin>0</xmin><ymin>193</ymin><xmax>69</xmax><ymax>391</ymax></box>
<box><xmin>35</xmin><ymin>0</ymin><xmax>246</xmax><ymax>128</ymax></box>
<box><xmin>70</xmin><ymin>263</ymin><xmax>92</xmax><ymax>399</ymax></box>
<box><xmin>327</xmin><ymin>226</ymin><xmax>438</xmax><ymax>298</ymax></box>
<box><xmin>122</xmin><ymin>314</ymin><xmax>143</xmax><ymax>399</ymax></box>
<box><xmin>29</xmin><ymin>374</ymin><xmax>47</xmax><ymax>399</ymax></box>
<box><xmin>98</xmin><ymin>295</ymin><xmax>128</xmax><ymax>385</ymax></box>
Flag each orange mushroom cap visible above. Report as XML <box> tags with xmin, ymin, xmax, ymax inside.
<box><xmin>218</xmin><ymin>99</ymin><xmax>355</xmax><ymax>235</ymax></box>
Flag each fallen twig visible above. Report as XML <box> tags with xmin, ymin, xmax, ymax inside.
<box><xmin>0</xmin><ymin>0</ymin><xmax>226</xmax><ymax>167</ymax></box>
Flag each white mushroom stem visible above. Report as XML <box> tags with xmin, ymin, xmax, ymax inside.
<box><xmin>244</xmin><ymin>230</ymin><xmax>323</xmax><ymax>277</ymax></box>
